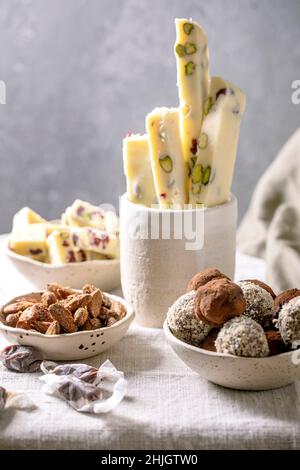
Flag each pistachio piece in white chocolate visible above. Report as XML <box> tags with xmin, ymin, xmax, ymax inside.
<box><xmin>189</xmin><ymin>77</ymin><xmax>246</xmax><ymax>206</ymax></box>
<box><xmin>64</xmin><ymin>199</ymin><xmax>119</xmax><ymax>234</ymax></box>
<box><xmin>174</xmin><ymin>18</ymin><xmax>210</xmax><ymax>181</ymax></box>
<box><xmin>146</xmin><ymin>107</ymin><xmax>187</xmax><ymax>208</ymax></box>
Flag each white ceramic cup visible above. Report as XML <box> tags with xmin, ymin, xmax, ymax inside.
<box><xmin>120</xmin><ymin>193</ymin><xmax>237</xmax><ymax>328</ymax></box>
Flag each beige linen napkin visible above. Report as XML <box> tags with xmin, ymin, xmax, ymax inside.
<box><xmin>237</xmin><ymin>128</ymin><xmax>300</xmax><ymax>292</ymax></box>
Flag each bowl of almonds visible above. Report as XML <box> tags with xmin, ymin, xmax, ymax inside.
<box><xmin>0</xmin><ymin>283</ymin><xmax>134</xmax><ymax>360</ymax></box>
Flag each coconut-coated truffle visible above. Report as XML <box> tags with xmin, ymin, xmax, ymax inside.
<box><xmin>238</xmin><ymin>281</ymin><xmax>274</xmax><ymax>327</ymax></box>
<box><xmin>274</xmin><ymin>288</ymin><xmax>300</xmax><ymax>316</ymax></box>
<box><xmin>167</xmin><ymin>291</ymin><xmax>211</xmax><ymax>346</ymax></box>
<box><xmin>277</xmin><ymin>296</ymin><xmax>300</xmax><ymax>347</ymax></box>
<box><xmin>243</xmin><ymin>279</ymin><xmax>276</xmax><ymax>299</ymax></box>
<box><xmin>215</xmin><ymin>316</ymin><xmax>269</xmax><ymax>357</ymax></box>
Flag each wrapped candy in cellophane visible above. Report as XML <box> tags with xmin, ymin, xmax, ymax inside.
<box><xmin>0</xmin><ymin>385</ymin><xmax>36</xmax><ymax>412</ymax></box>
<box><xmin>40</xmin><ymin>360</ymin><xmax>127</xmax><ymax>414</ymax></box>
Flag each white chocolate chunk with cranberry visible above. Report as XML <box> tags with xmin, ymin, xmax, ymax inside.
<box><xmin>61</xmin><ymin>207</ymin><xmax>82</xmax><ymax>227</ymax></box>
<box><xmin>63</xmin><ymin>199</ymin><xmax>119</xmax><ymax>234</ymax></box>
<box><xmin>146</xmin><ymin>107</ymin><xmax>187</xmax><ymax>208</ymax></box>
<box><xmin>174</xmin><ymin>18</ymin><xmax>210</xmax><ymax>171</ymax></box>
<box><xmin>10</xmin><ymin>223</ymin><xmax>47</xmax><ymax>261</ymax></box>
<box><xmin>47</xmin><ymin>229</ymin><xmax>87</xmax><ymax>264</ymax></box>
<box><xmin>12</xmin><ymin>207</ymin><xmax>46</xmax><ymax>230</ymax></box>
<box><xmin>123</xmin><ymin>134</ymin><xmax>157</xmax><ymax>207</ymax></box>
<box><xmin>189</xmin><ymin>77</ymin><xmax>246</xmax><ymax>206</ymax></box>
<box><xmin>70</xmin><ymin>227</ymin><xmax>119</xmax><ymax>259</ymax></box>
<box><xmin>62</xmin><ymin>200</ymin><xmax>105</xmax><ymax>230</ymax></box>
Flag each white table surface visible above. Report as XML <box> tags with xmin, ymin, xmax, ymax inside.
<box><xmin>0</xmin><ymin>234</ymin><xmax>299</xmax><ymax>450</ymax></box>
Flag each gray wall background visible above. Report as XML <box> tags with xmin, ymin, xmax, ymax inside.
<box><xmin>0</xmin><ymin>0</ymin><xmax>299</xmax><ymax>232</ymax></box>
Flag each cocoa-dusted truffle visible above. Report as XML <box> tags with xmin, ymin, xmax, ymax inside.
<box><xmin>187</xmin><ymin>268</ymin><xmax>230</xmax><ymax>292</ymax></box>
<box><xmin>265</xmin><ymin>329</ymin><xmax>289</xmax><ymax>356</ymax></box>
<box><xmin>167</xmin><ymin>291</ymin><xmax>211</xmax><ymax>347</ymax></box>
<box><xmin>277</xmin><ymin>296</ymin><xmax>300</xmax><ymax>347</ymax></box>
<box><xmin>237</xmin><ymin>281</ymin><xmax>274</xmax><ymax>327</ymax></box>
<box><xmin>200</xmin><ymin>328</ymin><xmax>220</xmax><ymax>352</ymax></box>
<box><xmin>243</xmin><ymin>279</ymin><xmax>276</xmax><ymax>299</ymax></box>
<box><xmin>194</xmin><ymin>279</ymin><xmax>245</xmax><ymax>327</ymax></box>
<box><xmin>215</xmin><ymin>316</ymin><xmax>269</xmax><ymax>358</ymax></box>
<box><xmin>274</xmin><ymin>289</ymin><xmax>300</xmax><ymax>317</ymax></box>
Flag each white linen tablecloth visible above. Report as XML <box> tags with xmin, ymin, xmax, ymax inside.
<box><xmin>0</xmin><ymin>234</ymin><xmax>299</xmax><ymax>450</ymax></box>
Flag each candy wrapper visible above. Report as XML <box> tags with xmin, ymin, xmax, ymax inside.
<box><xmin>40</xmin><ymin>360</ymin><xmax>127</xmax><ymax>413</ymax></box>
<box><xmin>0</xmin><ymin>385</ymin><xmax>36</xmax><ymax>412</ymax></box>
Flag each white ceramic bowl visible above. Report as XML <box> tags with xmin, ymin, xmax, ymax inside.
<box><xmin>120</xmin><ymin>193</ymin><xmax>237</xmax><ymax>328</ymax></box>
<box><xmin>6</xmin><ymin>239</ymin><xmax>120</xmax><ymax>291</ymax></box>
<box><xmin>0</xmin><ymin>293</ymin><xmax>134</xmax><ymax>360</ymax></box>
<box><xmin>163</xmin><ymin>320</ymin><xmax>300</xmax><ymax>391</ymax></box>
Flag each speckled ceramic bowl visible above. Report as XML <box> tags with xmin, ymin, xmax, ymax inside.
<box><xmin>0</xmin><ymin>292</ymin><xmax>134</xmax><ymax>360</ymax></box>
<box><xmin>6</xmin><ymin>238</ymin><xmax>120</xmax><ymax>291</ymax></box>
<box><xmin>163</xmin><ymin>320</ymin><xmax>300</xmax><ymax>391</ymax></box>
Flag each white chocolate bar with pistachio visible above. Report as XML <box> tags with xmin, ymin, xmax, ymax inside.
<box><xmin>174</xmin><ymin>18</ymin><xmax>210</xmax><ymax>172</ymax></box>
<box><xmin>123</xmin><ymin>134</ymin><xmax>157</xmax><ymax>207</ymax></box>
<box><xmin>10</xmin><ymin>223</ymin><xmax>48</xmax><ymax>262</ymax></box>
<box><xmin>62</xmin><ymin>199</ymin><xmax>119</xmax><ymax>234</ymax></box>
<box><xmin>70</xmin><ymin>227</ymin><xmax>119</xmax><ymax>259</ymax></box>
<box><xmin>146</xmin><ymin>107</ymin><xmax>187</xmax><ymax>208</ymax></box>
<box><xmin>189</xmin><ymin>77</ymin><xmax>246</xmax><ymax>206</ymax></box>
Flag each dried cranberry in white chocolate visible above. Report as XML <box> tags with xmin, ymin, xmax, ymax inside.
<box><xmin>69</xmin><ymin>227</ymin><xmax>119</xmax><ymax>259</ymax></box>
<box><xmin>47</xmin><ymin>229</ymin><xmax>88</xmax><ymax>264</ymax></box>
<box><xmin>64</xmin><ymin>199</ymin><xmax>119</xmax><ymax>234</ymax></box>
<box><xmin>9</xmin><ymin>223</ymin><xmax>47</xmax><ymax>262</ymax></box>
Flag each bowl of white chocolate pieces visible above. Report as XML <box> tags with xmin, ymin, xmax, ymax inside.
<box><xmin>164</xmin><ymin>268</ymin><xmax>300</xmax><ymax>391</ymax></box>
<box><xmin>121</xmin><ymin>18</ymin><xmax>245</xmax><ymax>327</ymax></box>
<box><xmin>0</xmin><ymin>282</ymin><xmax>134</xmax><ymax>360</ymax></box>
<box><xmin>6</xmin><ymin>199</ymin><xmax>120</xmax><ymax>291</ymax></box>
